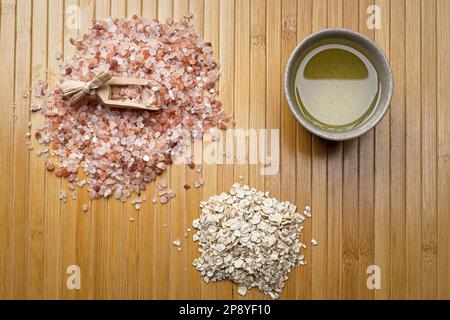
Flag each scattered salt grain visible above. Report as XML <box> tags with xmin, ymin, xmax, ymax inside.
<box><xmin>159</xmin><ymin>179</ymin><xmax>167</xmax><ymax>188</ymax></box>
<box><xmin>167</xmin><ymin>190</ymin><xmax>176</xmax><ymax>198</ymax></box>
<box><xmin>172</xmin><ymin>239</ymin><xmax>181</xmax><ymax>247</ymax></box>
<box><xmin>160</xmin><ymin>196</ymin><xmax>168</xmax><ymax>204</ymax></box>
<box><xmin>237</xmin><ymin>286</ymin><xmax>248</xmax><ymax>296</ymax></box>
<box><xmin>193</xmin><ymin>179</ymin><xmax>204</xmax><ymax>188</ymax></box>
<box><xmin>59</xmin><ymin>190</ymin><xmax>67</xmax><ymax>202</ymax></box>
<box><xmin>30</xmin><ymin>103</ymin><xmax>41</xmax><ymax>112</ymax></box>
<box><xmin>311</xmin><ymin>239</ymin><xmax>318</xmax><ymax>246</ymax></box>
<box><xmin>46</xmin><ymin>162</ymin><xmax>55</xmax><ymax>172</ymax></box>
<box><xmin>82</xmin><ymin>204</ymin><xmax>89</xmax><ymax>212</ymax></box>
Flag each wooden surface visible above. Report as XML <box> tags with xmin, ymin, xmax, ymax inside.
<box><xmin>0</xmin><ymin>0</ymin><xmax>449</xmax><ymax>300</ymax></box>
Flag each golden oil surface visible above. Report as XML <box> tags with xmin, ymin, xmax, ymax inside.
<box><xmin>295</xmin><ymin>42</ymin><xmax>380</xmax><ymax>129</ymax></box>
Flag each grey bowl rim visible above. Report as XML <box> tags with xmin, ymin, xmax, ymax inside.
<box><xmin>284</xmin><ymin>28</ymin><xmax>394</xmax><ymax>141</ymax></box>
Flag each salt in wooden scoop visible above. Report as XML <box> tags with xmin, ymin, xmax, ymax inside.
<box><xmin>60</xmin><ymin>71</ymin><xmax>160</xmax><ymax>111</ymax></box>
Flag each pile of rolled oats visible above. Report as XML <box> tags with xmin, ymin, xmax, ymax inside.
<box><xmin>192</xmin><ymin>183</ymin><xmax>309</xmax><ymax>299</ymax></box>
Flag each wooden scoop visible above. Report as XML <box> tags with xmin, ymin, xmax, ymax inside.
<box><xmin>96</xmin><ymin>77</ymin><xmax>160</xmax><ymax>111</ymax></box>
<box><xmin>61</xmin><ymin>71</ymin><xmax>161</xmax><ymax>111</ymax></box>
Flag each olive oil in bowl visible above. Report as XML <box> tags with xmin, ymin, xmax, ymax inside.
<box><xmin>284</xmin><ymin>29</ymin><xmax>393</xmax><ymax>141</ymax></box>
<box><xmin>294</xmin><ymin>41</ymin><xmax>380</xmax><ymax>130</ymax></box>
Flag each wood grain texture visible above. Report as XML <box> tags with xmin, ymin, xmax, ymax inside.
<box><xmin>310</xmin><ymin>0</ymin><xmax>328</xmax><ymax>300</ymax></box>
<box><xmin>326</xmin><ymin>0</ymin><xmax>343</xmax><ymax>300</ymax></box>
<box><xmin>374</xmin><ymin>0</ymin><xmax>391</xmax><ymax>299</ymax></box>
<box><xmin>185</xmin><ymin>0</ymin><xmax>203</xmax><ymax>300</ymax></box>
<box><xmin>28</xmin><ymin>0</ymin><xmax>48</xmax><ymax>299</ymax></box>
<box><xmin>405</xmin><ymin>0</ymin><xmax>421</xmax><ymax>299</ymax></box>
<box><xmin>11</xmin><ymin>0</ymin><xmax>31</xmax><ymax>300</ymax></box>
<box><xmin>342</xmin><ymin>0</ymin><xmax>360</xmax><ymax>300</ymax></box>
<box><xmin>296</xmin><ymin>0</ymin><xmax>312</xmax><ymax>300</ymax></box>
<box><xmin>420</xmin><ymin>0</ymin><xmax>438</xmax><ymax>300</ymax></box>
<box><xmin>436</xmin><ymin>0</ymin><xmax>450</xmax><ymax>301</ymax></box>
<box><xmin>201</xmin><ymin>0</ymin><xmax>218</xmax><ymax>299</ymax></box>
<box><xmin>389</xmin><ymin>0</ymin><xmax>406</xmax><ymax>300</ymax></box>
<box><xmin>0</xmin><ymin>0</ymin><xmax>449</xmax><ymax>300</ymax></box>
<box><xmin>0</xmin><ymin>0</ymin><xmax>16</xmax><ymax>299</ymax></box>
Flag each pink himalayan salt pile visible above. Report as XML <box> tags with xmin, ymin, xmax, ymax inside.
<box><xmin>34</xmin><ymin>15</ymin><xmax>233</xmax><ymax>201</ymax></box>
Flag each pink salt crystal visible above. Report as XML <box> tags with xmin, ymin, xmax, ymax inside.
<box><xmin>114</xmin><ymin>189</ymin><xmax>122</xmax><ymax>199</ymax></box>
<box><xmin>193</xmin><ymin>178</ymin><xmax>204</xmax><ymax>188</ymax></box>
<box><xmin>59</xmin><ymin>190</ymin><xmax>67</xmax><ymax>202</ymax></box>
<box><xmin>159</xmin><ymin>179</ymin><xmax>167</xmax><ymax>188</ymax></box>
<box><xmin>32</xmin><ymin>15</ymin><xmax>232</xmax><ymax>202</ymax></box>
<box><xmin>34</xmin><ymin>80</ymin><xmax>47</xmax><ymax>98</ymax></box>
<box><xmin>160</xmin><ymin>196</ymin><xmax>168</xmax><ymax>204</ymax></box>
<box><xmin>82</xmin><ymin>204</ymin><xmax>89</xmax><ymax>212</ymax></box>
<box><xmin>30</xmin><ymin>103</ymin><xmax>41</xmax><ymax>112</ymax></box>
<box><xmin>167</xmin><ymin>190</ymin><xmax>176</xmax><ymax>198</ymax></box>
<box><xmin>156</xmin><ymin>162</ymin><xmax>166</xmax><ymax>170</ymax></box>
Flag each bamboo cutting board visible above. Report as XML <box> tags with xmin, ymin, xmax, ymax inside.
<box><xmin>0</xmin><ymin>0</ymin><xmax>449</xmax><ymax>300</ymax></box>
